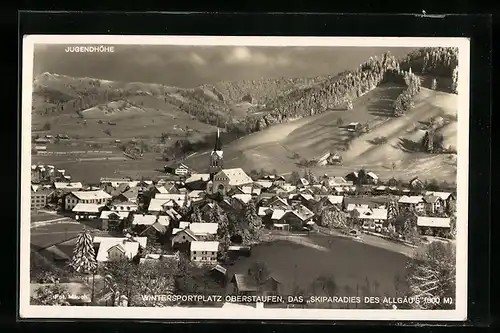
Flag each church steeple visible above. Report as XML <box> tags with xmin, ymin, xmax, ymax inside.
<box><xmin>214</xmin><ymin>128</ymin><xmax>222</xmax><ymax>151</ymax></box>
<box><xmin>209</xmin><ymin>128</ymin><xmax>223</xmax><ymax>179</ymax></box>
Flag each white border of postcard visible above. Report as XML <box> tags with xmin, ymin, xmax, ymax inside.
<box><xmin>20</xmin><ymin>35</ymin><xmax>470</xmax><ymax>321</ymax></box>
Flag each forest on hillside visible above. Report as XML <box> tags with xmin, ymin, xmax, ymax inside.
<box><xmin>32</xmin><ymin>47</ymin><xmax>459</xmax><ymax>137</ymax></box>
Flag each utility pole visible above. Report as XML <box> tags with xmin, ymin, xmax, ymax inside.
<box><xmin>91</xmin><ymin>270</ymin><xmax>96</xmax><ymax>305</ymax></box>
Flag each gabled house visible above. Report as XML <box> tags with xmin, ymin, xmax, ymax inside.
<box><xmin>207</xmin><ymin>168</ymin><xmax>253</xmax><ymax>196</ymax></box>
<box><xmin>422</xmin><ymin>195</ymin><xmax>444</xmax><ymax>214</ymax></box>
<box><xmin>319</xmin><ymin>195</ymin><xmax>344</xmax><ymax>209</ymax></box>
<box><xmin>366</xmin><ymin>172</ymin><xmax>379</xmax><ymax>184</ymax></box>
<box><xmin>288</xmin><ymin>193</ymin><xmax>315</xmax><ymax>209</ymax></box>
<box><xmin>188</xmin><ymin>223</ymin><xmax>218</xmax><ymax>238</ymax></box>
<box><xmin>345</xmin><ymin>172</ymin><xmax>359</xmax><ymax>184</ymax></box>
<box><xmin>72</xmin><ymin>203</ymin><xmax>106</xmax><ymax>220</ymax></box>
<box><xmin>416</xmin><ymin>216</ymin><xmax>451</xmax><ymax>236</ymax></box>
<box><xmin>139</xmin><ymin>221</ymin><xmax>169</xmax><ymax>244</ymax></box>
<box><xmin>100</xmin><ymin>211</ymin><xmax>130</xmax><ymax>231</ymax></box>
<box><xmin>355</xmin><ymin>208</ymin><xmax>388</xmax><ymax>232</ymax></box>
<box><xmin>93</xmin><ymin>236</ymin><xmax>147</xmax><ymax>263</ymax></box>
<box><xmin>65</xmin><ymin>190</ymin><xmax>111</xmax><ymax>211</ymax></box>
<box><xmin>425</xmin><ymin>191</ymin><xmax>456</xmax><ymax>210</ymax></box>
<box><xmin>171</xmin><ymin>228</ymin><xmax>198</xmax><ymax>249</ymax></box>
<box><xmin>409</xmin><ymin>177</ymin><xmax>425</xmax><ymax>192</ymax></box>
<box><xmin>110</xmin><ymin>202</ymin><xmax>139</xmax><ymax>213</ymax></box>
<box><xmin>31</xmin><ymin>187</ymin><xmax>52</xmax><ymax>210</ymax></box>
<box><xmin>267</xmin><ymin>196</ymin><xmax>290</xmax><ymax>210</ymax></box>
<box><xmin>387</xmin><ymin>177</ymin><xmax>398</xmax><ymax>187</ymax></box>
<box><xmin>115</xmin><ymin>188</ymin><xmax>140</xmax><ymax>204</ymax></box>
<box><xmin>398</xmin><ymin>195</ymin><xmax>425</xmax><ymax>214</ymax></box>
<box><xmin>190</xmin><ymin>241</ymin><xmax>219</xmax><ymax>263</ymax></box>
<box><xmin>164</xmin><ymin>162</ymin><xmax>191</xmax><ymax>177</ymax></box>
<box><xmin>230</xmin><ymin>273</ymin><xmax>280</xmax><ymax>296</ymax></box>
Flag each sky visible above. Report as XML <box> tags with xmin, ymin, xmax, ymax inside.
<box><xmin>33</xmin><ymin>45</ymin><xmax>415</xmax><ymax>88</ymax></box>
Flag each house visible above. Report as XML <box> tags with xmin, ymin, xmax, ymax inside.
<box><xmin>209</xmin><ymin>265</ymin><xmax>228</xmax><ymax>286</ymax></box>
<box><xmin>398</xmin><ymin>196</ymin><xmax>425</xmax><ymax>214</ymax></box>
<box><xmin>179</xmin><ymin>221</ymin><xmax>191</xmax><ymax>229</ymax></box>
<box><xmin>347</xmin><ymin>122</ymin><xmax>361</xmax><ymax>132</ymax></box>
<box><xmin>72</xmin><ymin>203</ymin><xmax>105</xmax><ymax>220</ymax></box>
<box><xmin>139</xmin><ymin>221</ymin><xmax>169</xmax><ymax>243</ymax></box>
<box><xmin>230</xmin><ymin>273</ymin><xmax>280</xmax><ymax>296</ymax></box>
<box><xmin>54</xmin><ymin>182</ymin><xmax>83</xmax><ymax>192</ymax></box>
<box><xmin>190</xmin><ymin>241</ymin><xmax>219</xmax><ymax>263</ymax></box>
<box><xmin>100</xmin><ymin>177</ymin><xmax>132</xmax><ymax>188</ymax></box>
<box><xmin>185</xmin><ymin>173</ymin><xmax>211</xmax><ymax>190</ymax></box>
<box><xmin>422</xmin><ymin>195</ymin><xmax>444</xmax><ymax>214</ymax></box>
<box><xmin>366</xmin><ymin>172</ymin><xmax>379</xmax><ymax>184</ymax></box>
<box><xmin>34</xmin><ymin>137</ymin><xmax>50</xmax><ymax>144</ymax></box>
<box><xmin>232</xmin><ymin>193</ymin><xmax>253</xmax><ymax>205</ymax></box>
<box><xmin>254</xmin><ymin>180</ymin><xmax>273</xmax><ymax>189</ymax></box>
<box><xmin>345</xmin><ymin>172</ymin><xmax>359</xmax><ymax>183</ymax></box>
<box><xmin>319</xmin><ymin>195</ymin><xmax>344</xmax><ymax>209</ymax></box>
<box><xmin>207</xmin><ymin>168</ymin><xmax>253</xmax><ymax>196</ymax></box>
<box><xmin>188</xmin><ymin>223</ymin><xmax>218</xmax><ymax>238</ymax></box>
<box><xmin>416</xmin><ymin>216</ymin><xmax>451</xmax><ymax>235</ymax></box>
<box><xmin>288</xmin><ymin>193</ymin><xmax>315</xmax><ymax>208</ymax></box>
<box><xmin>409</xmin><ymin>177</ymin><xmax>425</xmax><ymax>192</ymax></box>
<box><xmin>387</xmin><ymin>177</ymin><xmax>399</xmax><ymax>187</ymax></box>
<box><xmin>258</xmin><ymin>206</ymin><xmax>272</xmax><ymax>217</ymax></box>
<box><xmin>277</xmin><ymin>206</ymin><xmax>315</xmax><ymax>230</ymax></box>
<box><xmin>131</xmin><ymin>214</ymin><xmax>158</xmax><ymax>227</ymax></box>
<box><xmin>233</xmin><ymin>186</ymin><xmax>261</xmax><ymax>196</ymax></box>
<box><xmin>425</xmin><ymin>191</ymin><xmax>455</xmax><ymax>210</ymax></box>
<box><xmin>297</xmin><ymin>178</ymin><xmax>310</xmax><ymax>188</ymax></box>
<box><xmin>188</xmin><ymin>190</ymin><xmax>205</xmax><ymax>200</ymax></box>
<box><xmin>110</xmin><ymin>202</ymin><xmax>139</xmax><ymax>213</ymax></box>
<box><xmin>94</xmin><ymin>236</ymin><xmax>147</xmax><ymax>263</ymax></box>
<box><xmin>171</xmin><ymin>228</ymin><xmax>198</xmax><ymax>248</ymax></box>
<box><xmin>373</xmin><ymin>185</ymin><xmax>388</xmax><ymax>195</ymax></box>
<box><xmin>150</xmin><ymin>185</ymin><xmax>169</xmax><ymax>197</ymax></box>
<box><xmin>268</xmin><ymin>196</ymin><xmax>290</xmax><ymax>210</ymax></box>
<box><xmin>355</xmin><ymin>208</ymin><xmax>388</xmax><ymax>232</ymax></box>
<box><xmin>115</xmin><ymin>187</ymin><xmax>142</xmax><ymax>204</ymax></box>
<box><xmin>154</xmin><ymin>193</ymin><xmax>185</xmax><ymax>203</ymax></box>
<box><xmin>31</xmin><ymin>188</ymin><xmax>51</xmax><ymax>210</ymax></box>
<box><xmin>164</xmin><ymin>162</ymin><xmax>191</xmax><ymax>176</ymax></box>
<box><xmin>65</xmin><ymin>190</ymin><xmax>112</xmax><ymax>211</ymax></box>
<box><xmin>99</xmin><ymin>211</ymin><xmax>130</xmax><ymax>231</ymax></box>
<box><xmin>317</xmin><ymin>151</ymin><xmax>332</xmax><ymax>166</ymax></box>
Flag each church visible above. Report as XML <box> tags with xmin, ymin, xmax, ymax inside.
<box><xmin>206</xmin><ymin>129</ymin><xmax>253</xmax><ymax>196</ymax></box>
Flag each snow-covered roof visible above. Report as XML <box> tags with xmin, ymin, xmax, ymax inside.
<box><xmin>70</xmin><ymin>190</ymin><xmax>111</xmax><ymax>200</ymax></box>
<box><xmin>398</xmin><ymin>195</ymin><xmax>424</xmax><ymax>204</ymax></box>
<box><xmin>232</xmin><ymin>194</ymin><xmax>253</xmax><ymax>204</ymax></box>
<box><xmin>147</xmin><ymin>198</ymin><xmax>169</xmax><ymax>212</ymax></box>
<box><xmin>356</xmin><ymin>208</ymin><xmax>388</xmax><ymax>220</ymax></box>
<box><xmin>185</xmin><ymin>173</ymin><xmax>211</xmax><ymax>183</ymax></box>
<box><xmin>325</xmin><ymin>195</ymin><xmax>344</xmax><ymax>205</ymax></box>
<box><xmin>425</xmin><ymin>191</ymin><xmax>453</xmax><ymax>200</ymax></box>
<box><xmin>179</xmin><ymin>221</ymin><xmax>191</xmax><ymax>229</ymax></box>
<box><xmin>131</xmin><ymin>214</ymin><xmax>157</xmax><ymax>225</ymax></box>
<box><xmin>271</xmin><ymin>209</ymin><xmax>287</xmax><ymax>220</ymax></box>
<box><xmin>99</xmin><ymin>211</ymin><xmax>130</xmax><ymax>220</ymax></box>
<box><xmin>72</xmin><ymin>203</ymin><xmax>103</xmax><ymax>213</ymax></box>
<box><xmin>154</xmin><ymin>193</ymin><xmax>185</xmax><ymax>201</ymax></box>
<box><xmin>189</xmin><ymin>223</ymin><xmax>218</xmax><ymax>236</ymax></box>
<box><xmin>95</xmin><ymin>237</ymin><xmax>147</xmax><ymax>262</ymax></box>
<box><xmin>220</xmin><ymin>168</ymin><xmax>253</xmax><ymax>186</ymax></box>
<box><xmin>190</xmin><ymin>241</ymin><xmax>219</xmax><ymax>252</ymax></box>
<box><xmin>54</xmin><ymin>182</ymin><xmax>83</xmax><ymax>190</ymax></box>
<box><xmin>258</xmin><ymin>206</ymin><xmax>271</xmax><ymax>216</ymax></box>
<box><xmin>417</xmin><ymin>217</ymin><xmax>451</xmax><ymax>228</ymax></box>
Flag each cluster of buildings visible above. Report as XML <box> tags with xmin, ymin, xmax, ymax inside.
<box><xmin>31</xmin><ymin>130</ymin><xmax>456</xmax><ymax>269</ymax></box>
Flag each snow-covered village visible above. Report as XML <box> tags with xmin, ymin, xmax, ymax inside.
<box><xmin>27</xmin><ymin>43</ymin><xmax>460</xmax><ymax>310</ymax></box>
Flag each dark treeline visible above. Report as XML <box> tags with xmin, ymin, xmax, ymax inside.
<box><xmin>400</xmin><ymin>47</ymin><xmax>459</xmax><ymax>77</ymax></box>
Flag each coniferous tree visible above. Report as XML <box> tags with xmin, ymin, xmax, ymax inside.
<box><xmin>451</xmin><ymin>66</ymin><xmax>459</xmax><ymax>94</ymax></box>
<box><xmin>190</xmin><ymin>206</ymin><xmax>203</xmax><ymax>223</ymax></box>
<box><xmin>70</xmin><ymin>229</ymin><xmax>97</xmax><ymax>274</ymax></box>
<box><xmin>244</xmin><ymin>199</ymin><xmax>263</xmax><ymax>243</ymax></box>
<box><xmin>216</xmin><ymin>208</ymin><xmax>231</xmax><ymax>261</ymax></box>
